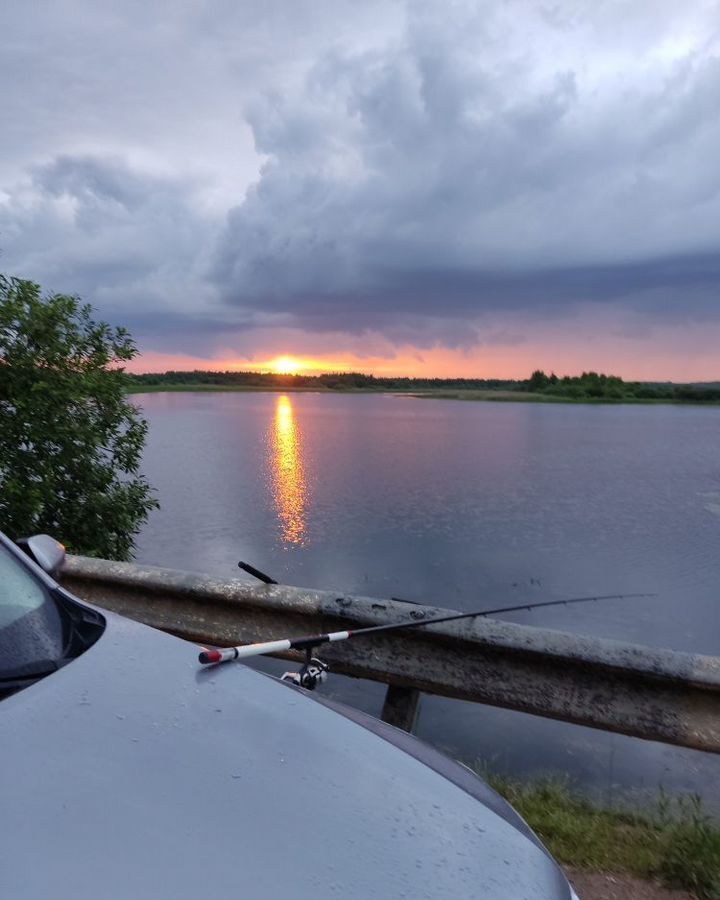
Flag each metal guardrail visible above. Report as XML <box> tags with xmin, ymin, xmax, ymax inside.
<box><xmin>61</xmin><ymin>555</ymin><xmax>720</xmax><ymax>751</ymax></box>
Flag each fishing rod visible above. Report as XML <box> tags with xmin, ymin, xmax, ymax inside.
<box><xmin>198</xmin><ymin>591</ymin><xmax>653</xmax><ymax>687</ymax></box>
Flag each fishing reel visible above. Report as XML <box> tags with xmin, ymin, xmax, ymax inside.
<box><xmin>281</xmin><ymin>650</ymin><xmax>329</xmax><ymax>690</ymax></box>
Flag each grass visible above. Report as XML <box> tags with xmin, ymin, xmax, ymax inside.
<box><xmin>410</xmin><ymin>389</ymin><xmax>720</xmax><ymax>404</ymax></box>
<box><xmin>125</xmin><ymin>383</ymin><xmax>720</xmax><ymax>405</ymax></box>
<box><xmin>125</xmin><ymin>383</ymin><xmax>401</xmax><ymax>395</ymax></box>
<box><xmin>479</xmin><ymin>772</ymin><xmax>720</xmax><ymax>898</ymax></box>
<box><xmin>124</xmin><ymin>383</ymin><xmax>595</xmax><ymax>401</ymax></box>
<box><xmin>411</xmin><ymin>389</ymin><xmax>566</xmax><ymax>402</ymax></box>
<box><xmin>124</xmin><ymin>383</ymin><xmax>333</xmax><ymax>394</ymax></box>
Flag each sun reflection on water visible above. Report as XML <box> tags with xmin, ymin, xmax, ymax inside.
<box><xmin>269</xmin><ymin>395</ymin><xmax>307</xmax><ymax>545</ymax></box>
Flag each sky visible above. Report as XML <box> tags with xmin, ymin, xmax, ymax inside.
<box><xmin>1</xmin><ymin>0</ymin><xmax>719</xmax><ymax>380</ymax></box>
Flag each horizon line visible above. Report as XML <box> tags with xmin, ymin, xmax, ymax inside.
<box><xmin>126</xmin><ymin>368</ymin><xmax>720</xmax><ymax>385</ymax></box>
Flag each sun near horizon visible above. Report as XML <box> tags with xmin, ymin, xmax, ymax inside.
<box><xmin>269</xmin><ymin>355</ymin><xmax>304</xmax><ymax>375</ymax></box>
<box><xmin>261</xmin><ymin>355</ymin><xmax>353</xmax><ymax>375</ymax></box>
<box><xmin>126</xmin><ymin>342</ymin><xmax>720</xmax><ymax>383</ymax></box>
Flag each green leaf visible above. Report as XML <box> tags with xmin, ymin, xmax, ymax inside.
<box><xmin>0</xmin><ymin>273</ymin><xmax>158</xmax><ymax>559</ymax></box>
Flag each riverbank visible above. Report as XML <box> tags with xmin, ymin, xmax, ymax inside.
<box><xmin>411</xmin><ymin>389</ymin><xmax>720</xmax><ymax>404</ymax></box>
<box><xmin>484</xmin><ymin>774</ymin><xmax>720</xmax><ymax>898</ymax></box>
<box><xmin>125</xmin><ymin>383</ymin><xmax>720</xmax><ymax>405</ymax></box>
<box><xmin>125</xmin><ymin>382</ymin><xmax>335</xmax><ymax>393</ymax></box>
<box><xmin>125</xmin><ymin>369</ymin><xmax>720</xmax><ymax>404</ymax></box>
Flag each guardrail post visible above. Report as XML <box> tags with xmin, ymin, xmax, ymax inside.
<box><xmin>381</xmin><ymin>685</ymin><xmax>421</xmax><ymax>732</ymax></box>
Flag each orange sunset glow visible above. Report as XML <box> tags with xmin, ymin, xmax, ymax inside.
<box><xmin>258</xmin><ymin>355</ymin><xmax>357</xmax><ymax>376</ymax></box>
<box><xmin>125</xmin><ymin>317</ymin><xmax>720</xmax><ymax>384</ymax></box>
<box><xmin>269</xmin><ymin>356</ymin><xmax>303</xmax><ymax>375</ymax></box>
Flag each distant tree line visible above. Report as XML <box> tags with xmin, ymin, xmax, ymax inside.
<box><xmin>127</xmin><ymin>368</ymin><xmax>720</xmax><ymax>401</ymax></box>
<box><xmin>523</xmin><ymin>370</ymin><xmax>720</xmax><ymax>402</ymax></box>
<box><xmin>127</xmin><ymin>370</ymin><xmax>518</xmax><ymax>391</ymax></box>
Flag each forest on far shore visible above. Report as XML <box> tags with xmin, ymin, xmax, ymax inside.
<box><xmin>126</xmin><ymin>369</ymin><xmax>720</xmax><ymax>402</ymax></box>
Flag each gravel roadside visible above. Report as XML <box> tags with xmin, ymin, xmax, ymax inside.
<box><xmin>566</xmin><ymin>869</ymin><xmax>694</xmax><ymax>900</ymax></box>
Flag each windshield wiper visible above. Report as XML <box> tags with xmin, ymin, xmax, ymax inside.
<box><xmin>52</xmin><ymin>588</ymin><xmax>104</xmax><ymax>658</ymax></box>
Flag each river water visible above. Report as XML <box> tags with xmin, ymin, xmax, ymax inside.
<box><xmin>133</xmin><ymin>391</ymin><xmax>720</xmax><ymax>807</ymax></box>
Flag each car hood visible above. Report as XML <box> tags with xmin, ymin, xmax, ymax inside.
<box><xmin>1</xmin><ymin>610</ymin><xmax>571</xmax><ymax>900</ymax></box>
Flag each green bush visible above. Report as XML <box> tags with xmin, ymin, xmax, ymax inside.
<box><xmin>0</xmin><ymin>274</ymin><xmax>157</xmax><ymax>559</ymax></box>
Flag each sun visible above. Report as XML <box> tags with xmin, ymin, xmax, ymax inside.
<box><xmin>270</xmin><ymin>355</ymin><xmax>303</xmax><ymax>375</ymax></box>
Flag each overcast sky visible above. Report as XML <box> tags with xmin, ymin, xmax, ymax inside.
<box><xmin>1</xmin><ymin>0</ymin><xmax>719</xmax><ymax>378</ymax></box>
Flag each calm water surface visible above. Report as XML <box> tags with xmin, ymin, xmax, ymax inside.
<box><xmin>133</xmin><ymin>392</ymin><xmax>720</xmax><ymax>806</ymax></box>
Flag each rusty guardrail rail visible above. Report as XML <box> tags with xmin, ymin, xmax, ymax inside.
<box><xmin>61</xmin><ymin>555</ymin><xmax>720</xmax><ymax>751</ymax></box>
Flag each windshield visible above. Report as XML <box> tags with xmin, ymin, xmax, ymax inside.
<box><xmin>0</xmin><ymin>543</ymin><xmax>67</xmax><ymax>683</ymax></box>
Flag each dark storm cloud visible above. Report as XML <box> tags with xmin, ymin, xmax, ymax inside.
<box><xmin>1</xmin><ymin>0</ymin><xmax>719</xmax><ymax>351</ymax></box>
<box><xmin>0</xmin><ymin>154</ymin><xmax>221</xmax><ymax>326</ymax></box>
<box><xmin>214</xmin><ymin>1</ymin><xmax>720</xmax><ymax>334</ymax></box>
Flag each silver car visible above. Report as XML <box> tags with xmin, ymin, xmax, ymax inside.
<box><xmin>1</xmin><ymin>530</ymin><xmax>579</xmax><ymax>899</ymax></box>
